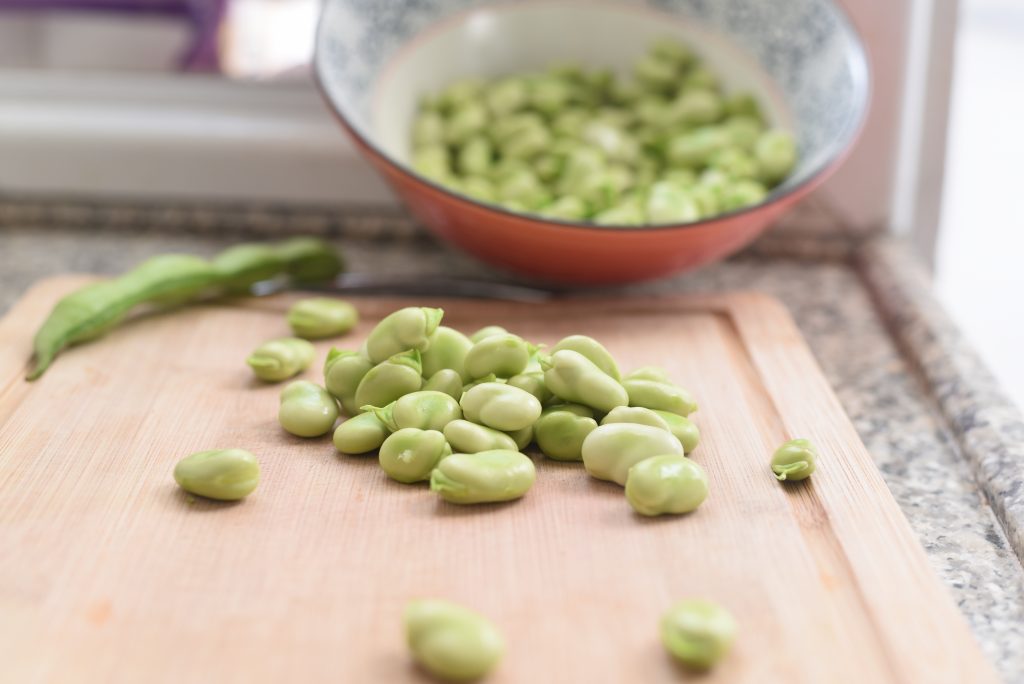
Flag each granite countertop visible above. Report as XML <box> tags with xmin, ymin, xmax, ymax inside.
<box><xmin>2</xmin><ymin>204</ymin><xmax>1024</xmax><ymax>680</ymax></box>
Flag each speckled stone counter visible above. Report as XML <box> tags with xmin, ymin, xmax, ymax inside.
<box><xmin>2</xmin><ymin>209</ymin><xmax>1023</xmax><ymax>680</ymax></box>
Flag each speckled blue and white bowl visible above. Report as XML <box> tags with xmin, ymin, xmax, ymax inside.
<box><xmin>315</xmin><ymin>0</ymin><xmax>869</xmax><ymax>284</ymax></box>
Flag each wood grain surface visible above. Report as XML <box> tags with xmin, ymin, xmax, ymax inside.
<box><xmin>0</xmin><ymin>276</ymin><xmax>996</xmax><ymax>683</ymax></box>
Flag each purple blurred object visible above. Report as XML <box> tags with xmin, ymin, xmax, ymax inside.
<box><xmin>0</xmin><ymin>0</ymin><xmax>228</xmax><ymax>71</ymax></box>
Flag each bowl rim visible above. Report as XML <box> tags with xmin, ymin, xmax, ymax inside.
<box><xmin>313</xmin><ymin>0</ymin><xmax>871</xmax><ymax>234</ymax></box>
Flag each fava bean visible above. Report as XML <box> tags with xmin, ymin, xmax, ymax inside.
<box><xmin>601</xmin><ymin>405</ymin><xmax>671</xmax><ymax>432</ymax></box>
<box><xmin>534</xmin><ymin>404</ymin><xmax>598</xmax><ymax>462</ymax></box>
<box><xmin>660</xmin><ymin>599</ymin><xmax>737</xmax><ymax>670</ymax></box>
<box><xmin>464</xmin><ymin>333</ymin><xmax>534</xmax><ymax>380</ymax></box>
<box><xmin>354</xmin><ymin>350</ymin><xmax>424</xmax><ymax>410</ymax></box>
<box><xmin>653</xmin><ymin>410</ymin><xmax>701</xmax><ymax>453</ymax></box>
<box><xmin>421</xmin><ymin>326</ymin><xmax>473</xmax><ymax>381</ymax></box>
<box><xmin>542</xmin><ymin>349</ymin><xmax>629</xmax><ymax>413</ymax></box>
<box><xmin>333</xmin><ymin>412</ymin><xmax>390</xmax><ymax>454</ymax></box>
<box><xmin>173</xmin><ymin>448</ymin><xmax>259</xmax><ymax>501</ymax></box>
<box><xmin>278</xmin><ymin>380</ymin><xmax>339</xmax><ymax>437</ymax></box>
<box><xmin>625</xmin><ymin>455</ymin><xmax>708</xmax><ymax>515</ymax></box>
<box><xmin>423</xmin><ymin>368</ymin><xmax>465</xmax><ymax>400</ymax></box>
<box><xmin>770</xmin><ymin>438</ymin><xmax>817</xmax><ymax>481</ymax></box>
<box><xmin>550</xmin><ymin>335</ymin><xmax>620</xmax><ymax>380</ymax></box>
<box><xmin>581</xmin><ymin>422</ymin><xmax>684</xmax><ymax>485</ymax></box>
<box><xmin>622</xmin><ymin>378</ymin><xmax>698</xmax><ymax>416</ymax></box>
<box><xmin>246</xmin><ymin>337</ymin><xmax>315</xmax><ymax>382</ymax></box>
<box><xmin>287</xmin><ymin>298</ymin><xmax>358</xmax><ymax>339</ymax></box>
<box><xmin>365</xmin><ymin>390</ymin><xmax>462</xmax><ymax>432</ymax></box>
<box><xmin>405</xmin><ymin>599</ymin><xmax>505</xmax><ymax>681</ymax></box>
<box><xmin>443</xmin><ymin>419</ymin><xmax>519</xmax><ymax>454</ymax></box>
<box><xmin>324</xmin><ymin>349</ymin><xmax>374</xmax><ymax>415</ymax></box>
<box><xmin>430</xmin><ymin>450</ymin><xmax>536</xmax><ymax>504</ymax></box>
<box><xmin>379</xmin><ymin>428</ymin><xmax>452</xmax><ymax>484</ymax></box>
<box><xmin>460</xmin><ymin>382</ymin><xmax>542</xmax><ymax>432</ymax></box>
<box><xmin>365</xmin><ymin>307</ymin><xmax>444</xmax><ymax>364</ymax></box>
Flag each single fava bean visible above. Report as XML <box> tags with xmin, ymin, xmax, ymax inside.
<box><xmin>353</xmin><ymin>350</ymin><xmax>424</xmax><ymax>410</ymax></box>
<box><xmin>430</xmin><ymin>450</ymin><xmax>536</xmax><ymax>504</ymax></box>
<box><xmin>625</xmin><ymin>366</ymin><xmax>673</xmax><ymax>383</ymax></box>
<box><xmin>771</xmin><ymin>438</ymin><xmax>817</xmax><ymax>481</ymax></box>
<box><xmin>443</xmin><ymin>419</ymin><xmax>519</xmax><ymax>454</ymax></box>
<box><xmin>246</xmin><ymin>337</ymin><xmax>315</xmax><ymax>382</ymax></box>
<box><xmin>279</xmin><ymin>380</ymin><xmax>339</xmax><ymax>437</ymax></box>
<box><xmin>660</xmin><ymin>599</ymin><xmax>737</xmax><ymax>670</ymax></box>
<box><xmin>287</xmin><ymin>297</ymin><xmax>358</xmax><ymax>339</ymax></box>
<box><xmin>421</xmin><ymin>326</ymin><xmax>473</xmax><ymax>381</ymax></box>
<box><xmin>364</xmin><ymin>390</ymin><xmax>462</xmax><ymax>432</ymax></box>
<box><xmin>601</xmin><ymin>405</ymin><xmax>671</xmax><ymax>432</ymax></box>
<box><xmin>550</xmin><ymin>334</ymin><xmax>620</xmax><ymax>380</ymax></box>
<box><xmin>333</xmin><ymin>412</ymin><xmax>390</xmax><ymax>454</ymax></box>
<box><xmin>542</xmin><ymin>349</ymin><xmax>629</xmax><ymax>413</ymax></box>
<box><xmin>468</xmin><ymin>325</ymin><xmax>508</xmax><ymax>344</ymax></box>
<box><xmin>505</xmin><ymin>424</ymin><xmax>533</xmax><ymax>450</ymax></box>
<box><xmin>423</xmin><ymin>369</ymin><xmax>464</xmax><ymax>401</ymax></box>
<box><xmin>365</xmin><ymin>307</ymin><xmax>444</xmax><ymax>364</ymax></box>
<box><xmin>653</xmin><ymin>410</ymin><xmax>700</xmax><ymax>453</ymax></box>
<box><xmin>625</xmin><ymin>455</ymin><xmax>708</xmax><ymax>516</ymax></box>
<box><xmin>505</xmin><ymin>371</ymin><xmax>551</xmax><ymax>404</ymax></box>
<box><xmin>581</xmin><ymin>423</ymin><xmax>684</xmax><ymax>485</ymax></box>
<box><xmin>460</xmin><ymin>382</ymin><xmax>542</xmax><ymax>432</ymax></box>
<box><xmin>622</xmin><ymin>378</ymin><xmax>697</xmax><ymax>416</ymax></box>
<box><xmin>405</xmin><ymin>599</ymin><xmax>505</xmax><ymax>682</ymax></box>
<box><xmin>173</xmin><ymin>448</ymin><xmax>259</xmax><ymax>501</ymax></box>
<box><xmin>534</xmin><ymin>404</ymin><xmax>598</xmax><ymax>461</ymax></box>
<box><xmin>379</xmin><ymin>428</ymin><xmax>452</xmax><ymax>484</ymax></box>
<box><xmin>323</xmin><ymin>349</ymin><xmax>373</xmax><ymax>416</ymax></box>
<box><xmin>464</xmin><ymin>333</ymin><xmax>535</xmax><ymax>379</ymax></box>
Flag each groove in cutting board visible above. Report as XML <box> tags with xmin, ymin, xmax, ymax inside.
<box><xmin>0</xmin><ymin>277</ymin><xmax>996</xmax><ymax>683</ymax></box>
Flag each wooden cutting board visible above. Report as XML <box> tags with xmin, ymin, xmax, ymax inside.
<box><xmin>0</xmin><ymin>276</ymin><xmax>995</xmax><ymax>683</ymax></box>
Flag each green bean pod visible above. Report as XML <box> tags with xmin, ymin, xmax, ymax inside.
<box><xmin>212</xmin><ymin>244</ymin><xmax>286</xmax><ymax>293</ymax></box>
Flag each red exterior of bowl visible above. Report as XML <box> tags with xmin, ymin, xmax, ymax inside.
<box><xmin>350</xmin><ymin>134</ymin><xmax>820</xmax><ymax>285</ymax></box>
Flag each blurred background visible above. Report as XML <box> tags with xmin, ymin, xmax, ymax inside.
<box><xmin>0</xmin><ymin>0</ymin><xmax>1020</xmax><ymax>405</ymax></box>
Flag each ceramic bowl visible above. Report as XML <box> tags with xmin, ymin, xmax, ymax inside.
<box><xmin>315</xmin><ymin>0</ymin><xmax>869</xmax><ymax>284</ymax></box>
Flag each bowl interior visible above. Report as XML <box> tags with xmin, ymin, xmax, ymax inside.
<box><xmin>317</xmin><ymin>0</ymin><xmax>868</xmax><ymax>201</ymax></box>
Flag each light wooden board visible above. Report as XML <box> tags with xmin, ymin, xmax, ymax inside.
<box><xmin>0</xmin><ymin>276</ymin><xmax>996</xmax><ymax>683</ymax></box>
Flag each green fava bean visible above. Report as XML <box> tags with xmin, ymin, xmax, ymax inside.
<box><xmin>365</xmin><ymin>390</ymin><xmax>462</xmax><ymax>432</ymax></box>
<box><xmin>443</xmin><ymin>419</ymin><xmax>519</xmax><ymax>454</ymax></box>
<box><xmin>461</xmin><ymin>373</ymin><xmax>504</xmax><ymax>394</ymax></box>
<box><xmin>333</xmin><ymin>412</ymin><xmax>390</xmax><ymax>454</ymax></box>
<box><xmin>771</xmin><ymin>438</ymin><xmax>817</xmax><ymax>481</ymax></box>
<box><xmin>465</xmin><ymin>333</ymin><xmax>534</xmax><ymax>379</ymax></box>
<box><xmin>275</xmin><ymin>237</ymin><xmax>344</xmax><ymax>284</ymax></box>
<box><xmin>412</xmin><ymin>110</ymin><xmax>445</xmax><ymax>147</ymax></box>
<box><xmin>424</xmin><ymin>369</ymin><xmax>465</xmax><ymax>400</ymax></box>
<box><xmin>625</xmin><ymin>455</ymin><xmax>708</xmax><ymax>516</ymax></box>
<box><xmin>354</xmin><ymin>350</ymin><xmax>424</xmax><ymax>410</ymax></box>
<box><xmin>404</xmin><ymin>599</ymin><xmax>505</xmax><ymax>681</ymax></box>
<box><xmin>551</xmin><ymin>335</ymin><xmax>620</xmax><ymax>380</ymax></box>
<box><xmin>720</xmin><ymin>179</ymin><xmax>768</xmax><ymax>211</ymax></box>
<box><xmin>457</xmin><ymin>136</ymin><xmax>493</xmax><ymax>176</ymax></box>
<box><xmin>323</xmin><ymin>349</ymin><xmax>373</xmax><ymax>415</ymax></box>
<box><xmin>646</xmin><ymin>181</ymin><xmax>700</xmax><ymax>224</ymax></box>
<box><xmin>660</xmin><ymin>599</ymin><xmax>737</xmax><ymax>669</ymax></box>
<box><xmin>246</xmin><ymin>337</ymin><xmax>315</xmax><ymax>382</ymax></box>
<box><xmin>421</xmin><ymin>326</ymin><xmax>473</xmax><ymax>381</ymax></box>
<box><xmin>542</xmin><ymin>349</ymin><xmax>629</xmax><ymax>413</ymax></box>
<box><xmin>365</xmin><ymin>307</ymin><xmax>444</xmax><ymax>364</ymax></box>
<box><xmin>601</xmin><ymin>405</ymin><xmax>671</xmax><ymax>432</ymax></box>
<box><xmin>278</xmin><ymin>380</ymin><xmax>339</xmax><ymax>437</ymax></box>
<box><xmin>622</xmin><ymin>378</ymin><xmax>698</xmax><ymax>416</ymax></box>
<box><xmin>653</xmin><ymin>410</ymin><xmax>701</xmax><ymax>453</ymax></box>
<box><xmin>212</xmin><ymin>243</ymin><xmax>286</xmax><ymax>292</ymax></box>
<box><xmin>505</xmin><ymin>424</ymin><xmax>533</xmax><ymax>450</ymax></box>
<box><xmin>506</xmin><ymin>371</ymin><xmax>551</xmax><ymax>404</ymax></box>
<box><xmin>755</xmin><ymin>129</ymin><xmax>797</xmax><ymax>184</ymax></box>
<box><xmin>534</xmin><ymin>405</ymin><xmax>598</xmax><ymax>462</ymax></box>
<box><xmin>460</xmin><ymin>382</ymin><xmax>542</xmax><ymax>432</ymax></box>
<box><xmin>379</xmin><ymin>428</ymin><xmax>452</xmax><ymax>484</ymax></box>
<box><xmin>430</xmin><ymin>450</ymin><xmax>536</xmax><ymax>504</ymax></box>
<box><xmin>469</xmin><ymin>325</ymin><xmax>508</xmax><ymax>344</ymax></box>
<box><xmin>625</xmin><ymin>366</ymin><xmax>673</xmax><ymax>383</ymax></box>
<box><xmin>287</xmin><ymin>298</ymin><xmax>358</xmax><ymax>339</ymax></box>
<box><xmin>581</xmin><ymin>423</ymin><xmax>684</xmax><ymax>485</ymax></box>
<box><xmin>173</xmin><ymin>448</ymin><xmax>259</xmax><ymax>501</ymax></box>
